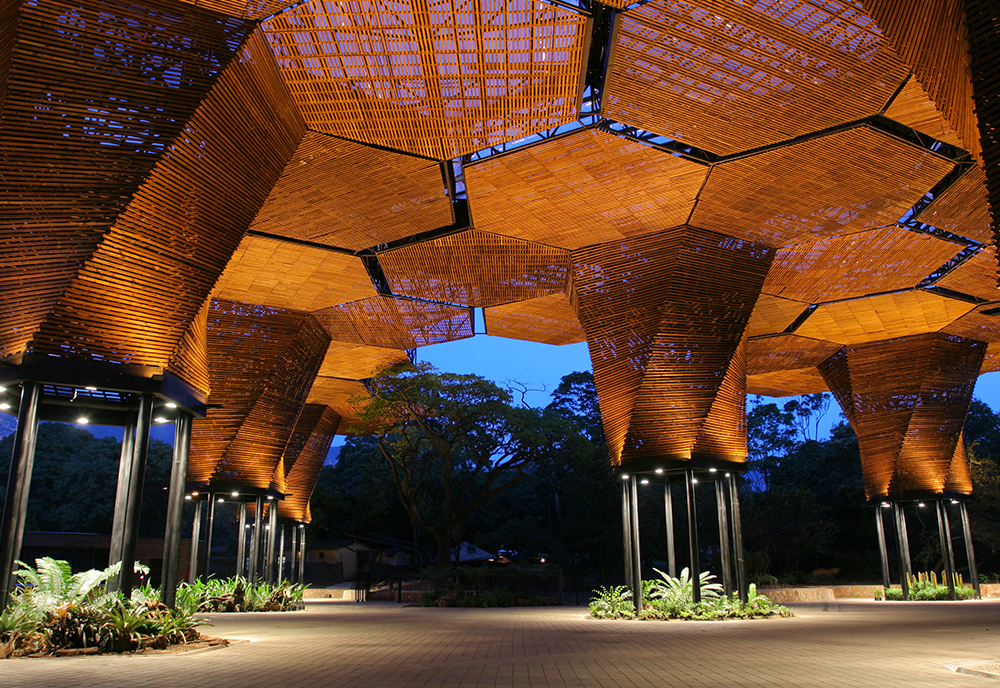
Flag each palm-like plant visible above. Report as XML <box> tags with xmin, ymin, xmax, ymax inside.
<box><xmin>649</xmin><ymin>567</ymin><xmax>723</xmax><ymax>605</ymax></box>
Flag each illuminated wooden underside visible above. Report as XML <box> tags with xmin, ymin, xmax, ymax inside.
<box><xmin>819</xmin><ymin>333</ymin><xmax>983</xmax><ymax>501</ymax></box>
<box><xmin>307</xmin><ymin>377</ymin><xmax>369</xmax><ymax>434</ymax></box>
<box><xmin>746</xmin><ymin>296</ymin><xmax>809</xmax><ymax>338</ymax></box>
<box><xmin>484</xmin><ymin>293</ymin><xmax>584</xmax><ymax>346</ymax></box>
<box><xmin>884</xmin><ymin>77</ymin><xmax>965</xmax><ymax>149</ymax></box>
<box><xmin>318</xmin><ymin>341</ymin><xmax>410</xmax><ymax>380</ymax></box>
<box><xmin>314</xmin><ymin>295</ymin><xmax>473</xmax><ymax>349</ymax></box>
<box><xmin>572</xmin><ymin>226</ymin><xmax>772</xmax><ymax>467</ymax></box>
<box><xmin>604</xmin><ymin>0</ymin><xmax>907</xmax><ymax>155</ymax></box>
<box><xmin>915</xmin><ymin>166</ymin><xmax>993</xmax><ymax>245</ymax></box>
<box><xmin>277</xmin><ymin>404</ymin><xmax>340</xmax><ymax>523</ymax></box>
<box><xmin>261</xmin><ymin>0</ymin><xmax>589</xmax><ymax>160</ymax></box>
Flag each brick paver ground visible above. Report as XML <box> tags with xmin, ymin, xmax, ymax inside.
<box><xmin>2</xmin><ymin>599</ymin><xmax>999</xmax><ymax>687</ymax></box>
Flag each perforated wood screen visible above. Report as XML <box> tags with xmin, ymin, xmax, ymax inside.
<box><xmin>306</xmin><ymin>376</ymin><xmax>368</xmax><ymax>433</ymax></box>
<box><xmin>0</xmin><ymin>0</ymin><xmax>256</xmax><ymax>360</ymax></box>
<box><xmin>604</xmin><ymin>0</ymin><xmax>907</xmax><ymax>155</ymax></box>
<box><xmin>262</xmin><ymin>0</ymin><xmax>589</xmax><ymax>160</ymax></box>
<box><xmin>250</xmin><ymin>131</ymin><xmax>452</xmax><ymax>251</ymax></box>
<box><xmin>213</xmin><ymin>235</ymin><xmax>376</xmax><ymax>311</ymax></box>
<box><xmin>794</xmin><ymin>289</ymin><xmax>975</xmax><ymax>344</ymax></box>
<box><xmin>464</xmin><ymin>128</ymin><xmax>708</xmax><ymax>249</ymax></box>
<box><xmin>937</xmin><ymin>246</ymin><xmax>1000</xmax><ymax>303</ymax></box>
<box><xmin>189</xmin><ymin>300</ymin><xmax>330</xmax><ymax>491</ymax></box>
<box><xmin>819</xmin><ymin>333</ymin><xmax>983</xmax><ymax>500</ymax></box>
<box><xmin>318</xmin><ymin>341</ymin><xmax>410</xmax><ymax>380</ymax></box>
<box><xmin>572</xmin><ymin>226</ymin><xmax>773</xmax><ymax>466</ymax></box>
<box><xmin>166</xmin><ymin>299</ymin><xmax>211</xmax><ymax>396</ymax></box>
<box><xmin>690</xmin><ymin>128</ymin><xmax>954</xmax><ymax>247</ymax></box>
<box><xmin>484</xmin><ymin>292</ymin><xmax>584</xmax><ymax>345</ymax></box>
<box><xmin>748</xmin><ymin>335</ymin><xmax>841</xmax><ymax>376</ymax></box>
<box><xmin>915</xmin><ymin>165</ymin><xmax>993</xmax><ymax>245</ymax></box>
<box><xmin>315</xmin><ymin>296</ymin><xmax>473</xmax><ymax>349</ymax></box>
<box><xmin>746</xmin><ymin>296</ymin><xmax>809</xmax><ymax>338</ymax></box>
<box><xmin>277</xmin><ymin>404</ymin><xmax>340</xmax><ymax>523</ymax></box>
<box><xmin>943</xmin><ymin>303</ymin><xmax>1000</xmax><ymax>345</ymax></box>
<box><xmin>380</xmin><ymin>230</ymin><xmax>569</xmax><ymax>307</ymax></box>
<box><xmin>763</xmin><ymin>227</ymin><xmax>961</xmax><ymax>303</ymax></box>
<box><xmin>747</xmin><ymin>367</ymin><xmax>829</xmax><ymax>398</ymax></box>
<box><xmin>884</xmin><ymin>76</ymin><xmax>965</xmax><ymax>148</ymax></box>
<box><xmin>178</xmin><ymin>0</ymin><xmax>298</xmax><ymax>20</ymax></box>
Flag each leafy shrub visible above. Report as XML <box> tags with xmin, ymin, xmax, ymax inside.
<box><xmin>589</xmin><ymin>585</ymin><xmax>635</xmax><ymax>619</ymax></box>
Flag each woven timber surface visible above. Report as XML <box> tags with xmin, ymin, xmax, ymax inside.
<box><xmin>277</xmin><ymin>404</ymin><xmax>340</xmax><ymax>522</ymax></box>
<box><xmin>915</xmin><ymin>165</ymin><xmax>994</xmax><ymax>245</ymax></box>
<box><xmin>306</xmin><ymin>377</ymin><xmax>368</xmax><ymax>433</ymax></box>
<box><xmin>0</xmin><ymin>0</ymin><xmax>256</xmax><ymax>361</ymax></box>
<box><xmin>819</xmin><ymin>333</ymin><xmax>983</xmax><ymax>500</ymax></box>
<box><xmin>943</xmin><ymin>302</ymin><xmax>1000</xmax><ymax>346</ymax></box>
<box><xmin>380</xmin><ymin>230</ymin><xmax>569</xmax><ymax>307</ymax></box>
<box><xmin>166</xmin><ymin>299</ymin><xmax>212</xmax><ymax>396</ymax></box>
<box><xmin>213</xmin><ymin>235</ymin><xmax>376</xmax><ymax>312</ymax></box>
<box><xmin>763</xmin><ymin>227</ymin><xmax>960</xmax><ymax>304</ymax></box>
<box><xmin>689</xmin><ymin>128</ymin><xmax>954</xmax><ymax>247</ymax></box>
<box><xmin>484</xmin><ymin>293</ymin><xmax>585</xmax><ymax>346</ymax></box>
<box><xmin>314</xmin><ymin>295</ymin><xmax>473</xmax><ymax>349</ymax></box>
<box><xmin>572</xmin><ymin>227</ymin><xmax>772</xmax><ymax>466</ymax></box>
<box><xmin>747</xmin><ymin>367</ymin><xmax>829</xmax><ymax>397</ymax></box>
<box><xmin>937</xmin><ymin>247</ymin><xmax>1000</xmax><ymax>303</ymax></box>
<box><xmin>189</xmin><ymin>301</ymin><xmax>330</xmax><ymax>491</ymax></box>
<box><xmin>604</xmin><ymin>0</ymin><xmax>907</xmax><ymax>155</ymax></box>
<box><xmin>883</xmin><ymin>76</ymin><xmax>965</xmax><ymax>149</ymax></box>
<box><xmin>463</xmin><ymin>128</ymin><xmax>708</xmax><ymax>249</ymax></box>
<box><xmin>747</xmin><ymin>335</ymin><xmax>842</xmax><ymax>376</ymax></box>
<box><xmin>249</xmin><ymin>131</ymin><xmax>452</xmax><ymax>251</ymax></box>
<box><xmin>261</xmin><ymin>0</ymin><xmax>588</xmax><ymax>160</ymax></box>
<box><xmin>318</xmin><ymin>341</ymin><xmax>410</xmax><ymax>381</ymax></box>
<box><xmin>746</xmin><ymin>296</ymin><xmax>809</xmax><ymax>338</ymax></box>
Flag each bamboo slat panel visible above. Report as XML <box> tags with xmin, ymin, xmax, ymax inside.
<box><xmin>262</xmin><ymin>0</ymin><xmax>588</xmax><ymax>160</ymax></box>
<box><xmin>380</xmin><ymin>230</ymin><xmax>569</xmax><ymax>307</ymax></box>
<box><xmin>982</xmin><ymin>342</ymin><xmax>1000</xmax><ymax>373</ymax></box>
<box><xmin>0</xmin><ymin>0</ymin><xmax>16</xmax><ymax>113</ymax></box>
<box><xmin>795</xmin><ymin>290</ymin><xmax>975</xmax><ymax>344</ymax></box>
<box><xmin>915</xmin><ymin>165</ymin><xmax>993</xmax><ymax>245</ymax></box>
<box><xmin>464</xmin><ymin>128</ymin><xmax>708</xmax><ymax>249</ymax></box>
<box><xmin>26</xmin><ymin>30</ymin><xmax>301</xmax><ymax>370</ymax></box>
<box><xmin>690</xmin><ymin>128</ymin><xmax>954</xmax><ymax>247</ymax></box>
<box><xmin>318</xmin><ymin>341</ymin><xmax>410</xmax><ymax>380</ymax></box>
<box><xmin>306</xmin><ymin>377</ymin><xmax>368</xmax><ymax>433</ymax></box>
<box><xmin>964</xmin><ymin>0</ymin><xmax>1000</xmax><ymax>249</ymax></box>
<box><xmin>937</xmin><ymin>246</ymin><xmax>1000</xmax><ymax>302</ymax></box>
<box><xmin>763</xmin><ymin>226</ymin><xmax>961</xmax><ymax>303</ymax></box>
<box><xmin>746</xmin><ymin>295</ymin><xmax>810</xmax><ymax>338</ymax></box>
<box><xmin>166</xmin><ymin>298</ymin><xmax>212</xmax><ymax>396</ymax></box>
<box><xmin>689</xmin><ymin>334</ymin><xmax>747</xmax><ymax>462</ymax></box>
<box><xmin>213</xmin><ymin>235</ymin><xmax>376</xmax><ymax>311</ymax></box>
<box><xmin>484</xmin><ymin>292</ymin><xmax>585</xmax><ymax>345</ymax></box>
<box><xmin>946</xmin><ymin>433</ymin><xmax>973</xmax><ymax>496</ymax></box>
<box><xmin>572</xmin><ymin>226</ymin><xmax>773</xmax><ymax>466</ymax></box>
<box><xmin>250</xmin><ymin>131</ymin><xmax>452</xmax><ymax>251</ymax></box>
<box><xmin>605</xmin><ymin>0</ymin><xmax>908</xmax><ymax>155</ymax></box>
<box><xmin>178</xmin><ymin>0</ymin><xmax>298</xmax><ymax>20</ymax></box>
<box><xmin>747</xmin><ymin>334</ymin><xmax>842</xmax><ymax>376</ymax></box>
<box><xmin>315</xmin><ymin>295</ymin><xmax>473</xmax><ymax>349</ymax></box>
<box><xmin>277</xmin><ymin>404</ymin><xmax>340</xmax><ymax>523</ymax></box>
<box><xmin>862</xmin><ymin>0</ymin><xmax>980</xmax><ymax>161</ymax></box>
<box><xmin>819</xmin><ymin>333</ymin><xmax>983</xmax><ymax>500</ymax></box>
<box><xmin>942</xmin><ymin>303</ymin><xmax>1000</xmax><ymax>345</ymax></box>
<box><xmin>747</xmin><ymin>368</ymin><xmax>830</xmax><ymax>397</ymax></box>
<box><xmin>883</xmin><ymin>76</ymin><xmax>966</xmax><ymax>148</ymax></box>
<box><xmin>0</xmin><ymin>0</ymin><xmax>255</xmax><ymax>360</ymax></box>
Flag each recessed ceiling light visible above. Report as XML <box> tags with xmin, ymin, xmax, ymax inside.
<box><xmin>165</xmin><ymin>402</ymin><xmax>177</xmax><ymax>409</ymax></box>
<box><xmin>77</xmin><ymin>417</ymin><xmax>89</xmax><ymax>424</ymax></box>
<box><xmin>84</xmin><ymin>386</ymin><xmax>97</xmax><ymax>391</ymax></box>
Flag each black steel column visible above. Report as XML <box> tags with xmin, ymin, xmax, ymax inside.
<box><xmin>0</xmin><ymin>382</ymin><xmax>42</xmax><ymax>608</ymax></box>
<box><xmin>620</xmin><ymin>479</ymin><xmax>633</xmax><ymax>593</ymax></box>
<box><xmin>936</xmin><ymin>501</ymin><xmax>957</xmax><ymax>599</ymax></box>
<box><xmin>664</xmin><ymin>483</ymin><xmax>676</xmax><ymax>578</ymax></box>
<box><xmin>685</xmin><ymin>469</ymin><xmax>701</xmax><ymax>604</ymax></box>
<box><xmin>278</xmin><ymin>525</ymin><xmax>287</xmax><ymax>582</ymax></box>
<box><xmin>266</xmin><ymin>501</ymin><xmax>279</xmax><ymax>584</ymax></box>
<box><xmin>893</xmin><ymin>503</ymin><xmax>911</xmax><ymax>600</ymax></box>
<box><xmin>236</xmin><ymin>501</ymin><xmax>247</xmax><ymax>578</ymax></box>
<box><xmin>109</xmin><ymin>413</ymin><xmax>137</xmax><ymax>570</ymax></box>
<box><xmin>875</xmin><ymin>505</ymin><xmax>891</xmax><ymax>590</ymax></box>
<box><xmin>628</xmin><ymin>475</ymin><xmax>642</xmax><ymax>615</ymax></box>
<box><xmin>728</xmin><ymin>472</ymin><xmax>747</xmax><ymax>603</ymax></box>
<box><xmin>959</xmin><ymin>501</ymin><xmax>981</xmax><ymax>597</ymax></box>
<box><xmin>248</xmin><ymin>497</ymin><xmax>263</xmax><ymax>582</ymax></box>
<box><xmin>204</xmin><ymin>494</ymin><xmax>217</xmax><ymax>580</ymax></box>
<box><xmin>116</xmin><ymin>392</ymin><xmax>153</xmax><ymax>598</ymax></box>
<box><xmin>715</xmin><ymin>479</ymin><xmax>733</xmax><ymax>597</ymax></box>
<box><xmin>188</xmin><ymin>499</ymin><xmax>203</xmax><ymax>583</ymax></box>
<box><xmin>298</xmin><ymin>525</ymin><xmax>306</xmax><ymax>584</ymax></box>
<box><xmin>161</xmin><ymin>413</ymin><xmax>191</xmax><ymax>608</ymax></box>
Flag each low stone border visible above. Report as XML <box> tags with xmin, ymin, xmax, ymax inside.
<box><xmin>946</xmin><ymin>659</ymin><xmax>1000</xmax><ymax>680</ymax></box>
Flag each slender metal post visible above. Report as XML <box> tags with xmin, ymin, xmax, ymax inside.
<box><xmin>298</xmin><ymin>525</ymin><xmax>306</xmax><ymax>584</ymax></box>
<box><xmin>893</xmin><ymin>503</ymin><xmax>911</xmax><ymax>600</ymax></box>
<box><xmin>715</xmin><ymin>479</ymin><xmax>732</xmax><ymax>597</ymax></box>
<box><xmin>685</xmin><ymin>469</ymin><xmax>701</xmax><ymax>604</ymax></box>
<box><xmin>959</xmin><ymin>501</ymin><xmax>980</xmax><ymax>597</ymax></box>
<box><xmin>109</xmin><ymin>413</ymin><xmax>137</xmax><ymax>570</ymax></box>
<box><xmin>203</xmin><ymin>493</ymin><xmax>217</xmax><ymax>581</ymax></box>
<box><xmin>628</xmin><ymin>475</ymin><xmax>642</xmax><ymax>615</ymax></box>
<box><xmin>266</xmin><ymin>501</ymin><xmax>278</xmax><ymax>584</ymax></box>
<box><xmin>161</xmin><ymin>413</ymin><xmax>191</xmax><ymax>608</ymax></box>
<box><xmin>0</xmin><ymin>382</ymin><xmax>42</xmax><ymax>609</ymax></box>
<box><xmin>235</xmin><ymin>501</ymin><xmax>247</xmax><ymax>578</ymax></box>
<box><xmin>874</xmin><ymin>505</ymin><xmax>891</xmax><ymax>590</ymax></box>
<box><xmin>620</xmin><ymin>480</ymin><xmax>633</xmax><ymax>594</ymax></box>
<box><xmin>728</xmin><ymin>473</ymin><xmax>747</xmax><ymax>603</ymax></box>
<box><xmin>278</xmin><ymin>526</ymin><xmax>287</xmax><ymax>582</ymax></box>
<box><xmin>942</xmin><ymin>502</ymin><xmax>958</xmax><ymax>597</ymax></box>
<box><xmin>936</xmin><ymin>501</ymin><xmax>956</xmax><ymax>599</ymax></box>
<box><xmin>248</xmin><ymin>497</ymin><xmax>263</xmax><ymax>582</ymax></box>
<box><xmin>117</xmin><ymin>393</ymin><xmax>153</xmax><ymax>598</ymax></box>
<box><xmin>664</xmin><ymin>483</ymin><xmax>676</xmax><ymax>578</ymax></box>
<box><xmin>189</xmin><ymin>499</ymin><xmax>203</xmax><ymax>583</ymax></box>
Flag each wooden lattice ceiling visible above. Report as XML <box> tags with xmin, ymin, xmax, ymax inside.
<box><xmin>604</xmin><ymin>0</ymin><xmax>908</xmax><ymax>155</ymax></box>
<box><xmin>484</xmin><ymin>292</ymin><xmax>584</xmax><ymax>346</ymax></box>
<box><xmin>318</xmin><ymin>341</ymin><xmax>411</xmax><ymax>380</ymax></box>
<box><xmin>819</xmin><ymin>333</ymin><xmax>984</xmax><ymax>500</ymax></box>
<box><xmin>307</xmin><ymin>376</ymin><xmax>369</xmax><ymax>433</ymax></box>
<box><xmin>884</xmin><ymin>76</ymin><xmax>965</xmax><ymax>149</ymax></box>
<box><xmin>915</xmin><ymin>165</ymin><xmax>994</xmax><ymax>245</ymax></box>
<box><xmin>746</xmin><ymin>295</ymin><xmax>809</xmax><ymax>338</ymax></box>
<box><xmin>314</xmin><ymin>295</ymin><xmax>473</xmax><ymax>349</ymax></box>
<box><xmin>277</xmin><ymin>404</ymin><xmax>340</xmax><ymax>523</ymax></box>
<box><xmin>261</xmin><ymin>0</ymin><xmax>589</xmax><ymax>160</ymax></box>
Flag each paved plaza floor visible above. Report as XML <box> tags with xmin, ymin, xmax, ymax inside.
<box><xmin>3</xmin><ymin>598</ymin><xmax>1000</xmax><ymax>687</ymax></box>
